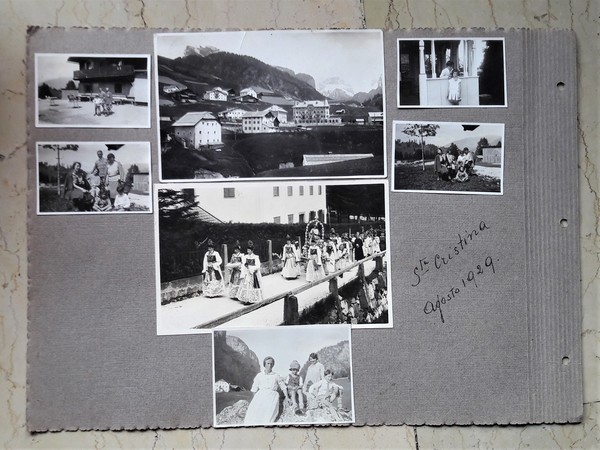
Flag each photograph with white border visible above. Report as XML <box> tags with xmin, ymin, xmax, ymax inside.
<box><xmin>154</xmin><ymin>30</ymin><xmax>386</xmax><ymax>181</ymax></box>
<box><xmin>35</xmin><ymin>53</ymin><xmax>151</xmax><ymax>128</ymax></box>
<box><xmin>155</xmin><ymin>180</ymin><xmax>391</xmax><ymax>334</ymax></box>
<box><xmin>392</xmin><ymin>121</ymin><xmax>504</xmax><ymax>195</ymax></box>
<box><xmin>36</xmin><ymin>142</ymin><xmax>152</xmax><ymax>214</ymax></box>
<box><xmin>213</xmin><ymin>325</ymin><xmax>354</xmax><ymax>427</ymax></box>
<box><xmin>397</xmin><ymin>38</ymin><xmax>507</xmax><ymax>108</ymax></box>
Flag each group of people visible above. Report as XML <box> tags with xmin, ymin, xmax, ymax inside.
<box><xmin>62</xmin><ymin>150</ymin><xmax>130</xmax><ymax>212</ymax></box>
<box><xmin>440</xmin><ymin>61</ymin><xmax>462</xmax><ymax>105</ymax></box>
<box><xmin>202</xmin><ymin>240</ymin><xmax>264</xmax><ymax>304</ymax></box>
<box><xmin>434</xmin><ymin>147</ymin><xmax>475</xmax><ymax>183</ymax></box>
<box><xmin>200</xmin><ymin>229</ymin><xmax>384</xmax><ymax>303</ymax></box>
<box><xmin>244</xmin><ymin>352</ymin><xmax>347</xmax><ymax>424</ymax></box>
<box><xmin>93</xmin><ymin>87</ymin><xmax>114</xmax><ymax>116</ymax></box>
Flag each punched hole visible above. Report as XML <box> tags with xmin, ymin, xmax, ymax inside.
<box><xmin>560</xmin><ymin>219</ymin><xmax>568</xmax><ymax>228</ymax></box>
<box><xmin>557</xmin><ymin>82</ymin><xmax>565</xmax><ymax>90</ymax></box>
<box><xmin>562</xmin><ymin>356</ymin><xmax>570</xmax><ymax>365</ymax></box>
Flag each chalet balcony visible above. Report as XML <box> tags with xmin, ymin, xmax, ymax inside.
<box><xmin>73</xmin><ymin>65</ymin><xmax>135</xmax><ymax>80</ymax></box>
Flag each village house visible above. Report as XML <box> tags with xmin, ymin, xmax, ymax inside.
<box><xmin>202</xmin><ymin>87</ymin><xmax>228</xmax><ymax>102</ymax></box>
<box><xmin>264</xmin><ymin>105</ymin><xmax>288</xmax><ymax>124</ymax></box>
<box><xmin>240</xmin><ymin>86</ymin><xmax>274</xmax><ymax>100</ymax></box>
<box><xmin>187</xmin><ymin>182</ymin><xmax>327</xmax><ymax>225</ymax></box>
<box><xmin>481</xmin><ymin>145</ymin><xmax>503</xmax><ymax>165</ymax></box>
<box><xmin>218</xmin><ymin>107</ymin><xmax>247</xmax><ymax>121</ymax></box>
<box><xmin>171</xmin><ymin>112</ymin><xmax>222</xmax><ymax>148</ymax></box>
<box><xmin>241</xmin><ymin>110</ymin><xmax>280</xmax><ymax>134</ymax></box>
<box><xmin>292</xmin><ymin>100</ymin><xmax>330</xmax><ymax>125</ymax></box>
<box><xmin>367</xmin><ymin>111</ymin><xmax>384</xmax><ymax>125</ymax></box>
<box><xmin>68</xmin><ymin>56</ymin><xmax>149</xmax><ymax>104</ymax></box>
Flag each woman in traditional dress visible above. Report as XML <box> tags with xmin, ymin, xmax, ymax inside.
<box><xmin>225</xmin><ymin>241</ymin><xmax>243</xmax><ymax>299</ymax></box>
<box><xmin>244</xmin><ymin>357</ymin><xmax>290</xmax><ymax>425</ymax></box>
<box><xmin>372</xmin><ymin>231</ymin><xmax>381</xmax><ymax>254</ymax></box>
<box><xmin>202</xmin><ymin>240</ymin><xmax>224</xmax><ymax>297</ymax></box>
<box><xmin>281</xmin><ymin>236</ymin><xmax>300</xmax><ymax>279</ymax></box>
<box><xmin>237</xmin><ymin>241</ymin><xmax>263</xmax><ymax>304</ymax></box>
<box><xmin>305</xmin><ymin>239</ymin><xmax>325</xmax><ymax>282</ymax></box>
<box><xmin>363</xmin><ymin>232</ymin><xmax>373</xmax><ymax>257</ymax></box>
<box><xmin>336</xmin><ymin>233</ymin><xmax>351</xmax><ymax>272</ymax></box>
<box><xmin>322</xmin><ymin>237</ymin><xmax>338</xmax><ymax>276</ymax></box>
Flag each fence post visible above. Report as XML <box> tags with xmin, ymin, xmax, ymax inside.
<box><xmin>267</xmin><ymin>240</ymin><xmax>273</xmax><ymax>274</ymax></box>
<box><xmin>283</xmin><ymin>295</ymin><xmax>299</xmax><ymax>325</ymax></box>
<box><xmin>375</xmin><ymin>255</ymin><xmax>383</xmax><ymax>272</ymax></box>
<box><xmin>222</xmin><ymin>244</ymin><xmax>229</xmax><ymax>270</ymax></box>
<box><xmin>329</xmin><ymin>277</ymin><xmax>341</xmax><ymax>320</ymax></box>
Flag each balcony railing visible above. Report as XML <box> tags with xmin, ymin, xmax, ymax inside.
<box><xmin>73</xmin><ymin>65</ymin><xmax>135</xmax><ymax>80</ymax></box>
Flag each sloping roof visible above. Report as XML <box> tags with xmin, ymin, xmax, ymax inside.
<box><xmin>172</xmin><ymin>112</ymin><xmax>217</xmax><ymax>126</ymax></box>
<box><xmin>293</xmin><ymin>100</ymin><xmax>329</xmax><ymax>108</ymax></box>
<box><xmin>241</xmin><ymin>110</ymin><xmax>274</xmax><ymax>118</ymax></box>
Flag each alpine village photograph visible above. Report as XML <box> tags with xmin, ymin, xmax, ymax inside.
<box><xmin>155</xmin><ymin>30</ymin><xmax>385</xmax><ymax>181</ymax></box>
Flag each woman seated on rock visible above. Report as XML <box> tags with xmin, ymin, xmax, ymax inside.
<box><xmin>244</xmin><ymin>357</ymin><xmax>290</xmax><ymax>425</ymax></box>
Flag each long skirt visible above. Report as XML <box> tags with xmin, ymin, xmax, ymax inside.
<box><xmin>203</xmin><ymin>269</ymin><xmax>224</xmax><ymax>297</ymax></box>
<box><xmin>306</xmin><ymin>259</ymin><xmax>325</xmax><ymax>282</ymax></box>
<box><xmin>243</xmin><ymin>389</ymin><xmax>279</xmax><ymax>425</ymax></box>
<box><xmin>237</xmin><ymin>272</ymin><xmax>263</xmax><ymax>304</ymax></box>
<box><xmin>227</xmin><ymin>268</ymin><xmax>242</xmax><ymax>299</ymax></box>
<box><xmin>281</xmin><ymin>257</ymin><xmax>300</xmax><ymax>279</ymax></box>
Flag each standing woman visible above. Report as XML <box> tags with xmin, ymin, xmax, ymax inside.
<box><xmin>225</xmin><ymin>241</ymin><xmax>243</xmax><ymax>299</ymax></box>
<box><xmin>244</xmin><ymin>357</ymin><xmax>290</xmax><ymax>425</ymax></box>
<box><xmin>202</xmin><ymin>240</ymin><xmax>224</xmax><ymax>297</ymax></box>
<box><xmin>305</xmin><ymin>239</ymin><xmax>325</xmax><ymax>282</ymax></box>
<box><xmin>323</xmin><ymin>236</ymin><xmax>338</xmax><ymax>276</ymax></box>
<box><xmin>237</xmin><ymin>241</ymin><xmax>263</xmax><ymax>304</ymax></box>
<box><xmin>372</xmin><ymin>231</ymin><xmax>381</xmax><ymax>254</ymax></box>
<box><xmin>105</xmin><ymin>153</ymin><xmax>125</xmax><ymax>206</ymax></box>
<box><xmin>281</xmin><ymin>235</ymin><xmax>300</xmax><ymax>279</ymax></box>
<box><xmin>62</xmin><ymin>161</ymin><xmax>90</xmax><ymax>211</ymax></box>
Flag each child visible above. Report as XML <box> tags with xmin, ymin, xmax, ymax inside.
<box><xmin>308</xmin><ymin>369</ymin><xmax>346</xmax><ymax>412</ymax></box>
<box><xmin>92</xmin><ymin>191</ymin><xmax>112</xmax><ymax>212</ymax></box>
<box><xmin>113</xmin><ymin>185</ymin><xmax>131</xmax><ymax>211</ymax></box>
<box><xmin>93</xmin><ymin>96</ymin><xmax>103</xmax><ymax>116</ymax></box>
<box><xmin>455</xmin><ymin>162</ymin><xmax>469</xmax><ymax>183</ymax></box>
<box><xmin>447</xmin><ymin>69</ymin><xmax>461</xmax><ymax>105</ymax></box>
<box><xmin>285</xmin><ymin>360</ymin><xmax>305</xmax><ymax>414</ymax></box>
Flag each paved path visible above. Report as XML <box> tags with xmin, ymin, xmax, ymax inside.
<box><xmin>158</xmin><ymin>259</ymin><xmax>377</xmax><ymax>334</ymax></box>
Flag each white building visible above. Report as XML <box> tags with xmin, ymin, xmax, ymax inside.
<box><xmin>367</xmin><ymin>111</ymin><xmax>384</xmax><ymax>124</ymax></box>
<box><xmin>172</xmin><ymin>112</ymin><xmax>222</xmax><ymax>148</ymax></box>
<box><xmin>219</xmin><ymin>108</ymin><xmax>247</xmax><ymax>121</ymax></box>
<box><xmin>292</xmin><ymin>100</ymin><xmax>330</xmax><ymax>125</ymax></box>
<box><xmin>240</xmin><ymin>87</ymin><xmax>258</xmax><ymax>98</ymax></box>
<box><xmin>265</xmin><ymin>105</ymin><xmax>288</xmax><ymax>124</ymax></box>
<box><xmin>191</xmin><ymin>182</ymin><xmax>327</xmax><ymax>224</ymax></box>
<box><xmin>203</xmin><ymin>87</ymin><xmax>228</xmax><ymax>101</ymax></box>
<box><xmin>241</xmin><ymin>110</ymin><xmax>280</xmax><ymax>133</ymax></box>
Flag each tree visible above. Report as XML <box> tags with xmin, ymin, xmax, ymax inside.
<box><xmin>476</xmin><ymin>137</ymin><xmax>489</xmax><ymax>156</ymax></box>
<box><xmin>41</xmin><ymin>144</ymin><xmax>79</xmax><ymax>195</ymax></box>
<box><xmin>158</xmin><ymin>188</ymin><xmax>200</xmax><ymax>226</ymax></box>
<box><xmin>125</xmin><ymin>164</ymin><xmax>140</xmax><ymax>187</ymax></box>
<box><xmin>38</xmin><ymin>83</ymin><xmax>53</xmax><ymax>99</ymax></box>
<box><xmin>65</xmin><ymin>80</ymin><xmax>77</xmax><ymax>90</ymax></box>
<box><xmin>402</xmin><ymin>124</ymin><xmax>440</xmax><ymax>170</ymax></box>
<box><xmin>447</xmin><ymin>142</ymin><xmax>459</xmax><ymax>159</ymax></box>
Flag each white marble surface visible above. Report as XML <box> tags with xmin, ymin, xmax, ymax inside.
<box><xmin>0</xmin><ymin>0</ymin><xmax>597</xmax><ymax>448</ymax></box>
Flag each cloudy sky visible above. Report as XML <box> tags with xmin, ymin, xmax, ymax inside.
<box><xmin>394</xmin><ymin>121</ymin><xmax>504</xmax><ymax>148</ymax></box>
<box><xmin>217</xmin><ymin>325</ymin><xmax>352</xmax><ymax>378</ymax></box>
<box><xmin>156</xmin><ymin>30</ymin><xmax>384</xmax><ymax>94</ymax></box>
<box><xmin>37</xmin><ymin>142</ymin><xmax>151</xmax><ymax>173</ymax></box>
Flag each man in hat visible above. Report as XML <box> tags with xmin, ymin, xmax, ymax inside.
<box><xmin>285</xmin><ymin>360</ymin><xmax>305</xmax><ymax>413</ymax></box>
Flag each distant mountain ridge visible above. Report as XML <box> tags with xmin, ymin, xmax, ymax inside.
<box><xmin>158</xmin><ymin>51</ymin><xmax>325</xmax><ymax>101</ymax></box>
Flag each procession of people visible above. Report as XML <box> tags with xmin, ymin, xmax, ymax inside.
<box><xmin>198</xmin><ymin>227</ymin><xmax>385</xmax><ymax>305</ymax></box>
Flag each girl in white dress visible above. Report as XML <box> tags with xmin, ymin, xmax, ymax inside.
<box><xmin>281</xmin><ymin>236</ymin><xmax>300</xmax><ymax>279</ymax></box>
<box><xmin>237</xmin><ymin>241</ymin><xmax>263</xmax><ymax>304</ymax></box>
<box><xmin>202</xmin><ymin>240</ymin><xmax>224</xmax><ymax>297</ymax></box>
<box><xmin>305</xmin><ymin>240</ymin><xmax>325</xmax><ymax>282</ymax></box>
<box><xmin>447</xmin><ymin>69</ymin><xmax>461</xmax><ymax>105</ymax></box>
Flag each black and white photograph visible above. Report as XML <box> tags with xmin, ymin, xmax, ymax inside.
<box><xmin>213</xmin><ymin>325</ymin><xmax>354</xmax><ymax>427</ymax></box>
<box><xmin>154</xmin><ymin>30</ymin><xmax>385</xmax><ymax>181</ymax></box>
<box><xmin>397</xmin><ymin>38</ymin><xmax>507</xmax><ymax>108</ymax></box>
<box><xmin>36</xmin><ymin>142</ymin><xmax>152</xmax><ymax>214</ymax></box>
<box><xmin>35</xmin><ymin>53</ymin><xmax>151</xmax><ymax>128</ymax></box>
<box><xmin>155</xmin><ymin>180</ymin><xmax>391</xmax><ymax>334</ymax></box>
<box><xmin>392</xmin><ymin>121</ymin><xmax>504</xmax><ymax>195</ymax></box>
